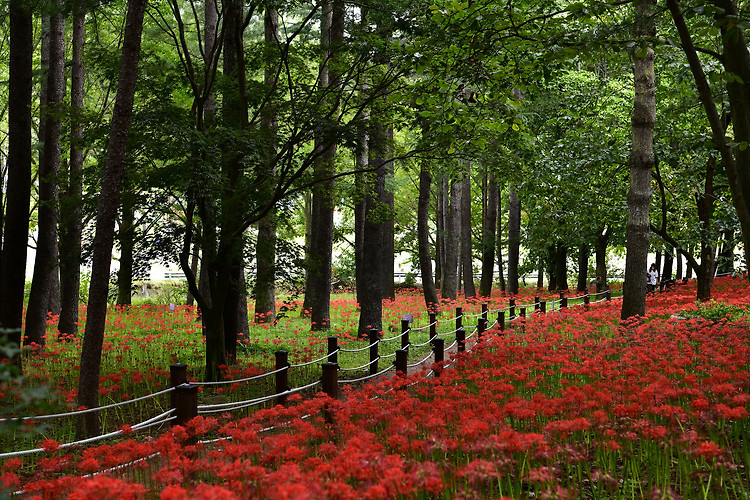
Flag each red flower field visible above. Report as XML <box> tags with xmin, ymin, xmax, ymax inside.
<box><xmin>2</xmin><ymin>277</ymin><xmax>749</xmax><ymax>499</ymax></box>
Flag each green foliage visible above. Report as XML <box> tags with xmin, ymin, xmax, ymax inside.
<box><xmin>680</xmin><ymin>300</ymin><xmax>749</xmax><ymax>323</ymax></box>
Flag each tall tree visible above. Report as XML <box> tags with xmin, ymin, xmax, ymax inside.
<box><xmin>25</xmin><ymin>2</ymin><xmax>65</xmax><ymax>346</ymax></box>
<box><xmin>58</xmin><ymin>8</ymin><xmax>86</xmax><ymax>338</ymax></box>
<box><xmin>460</xmin><ymin>161</ymin><xmax>475</xmax><ymax>297</ymax></box>
<box><xmin>621</xmin><ymin>0</ymin><xmax>656</xmax><ymax>320</ymax></box>
<box><xmin>479</xmin><ymin>172</ymin><xmax>497</xmax><ymax>297</ymax></box>
<box><xmin>77</xmin><ymin>0</ymin><xmax>146</xmax><ymax>437</ymax></box>
<box><xmin>253</xmin><ymin>5</ymin><xmax>279</xmax><ymax>324</ymax></box>
<box><xmin>0</xmin><ymin>0</ymin><xmax>34</xmax><ymax>355</ymax></box>
<box><xmin>418</xmin><ymin>156</ymin><xmax>439</xmax><ymax>310</ymax></box>
<box><xmin>507</xmin><ymin>184</ymin><xmax>520</xmax><ymax>294</ymax></box>
<box><xmin>440</xmin><ymin>177</ymin><xmax>460</xmax><ymax>300</ymax></box>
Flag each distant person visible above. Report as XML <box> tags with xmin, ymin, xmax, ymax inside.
<box><xmin>647</xmin><ymin>263</ymin><xmax>659</xmax><ymax>293</ymax></box>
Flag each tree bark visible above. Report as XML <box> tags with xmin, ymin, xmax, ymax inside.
<box><xmin>116</xmin><ymin>199</ymin><xmax>135</xmax><ymax>306</ymax></box>
<box><xmin>358</xmin><ymin>159</ymin><xmax>385</xmax><ymax>337</ymax></box>
<box><xmin>441</xmin><ymin>179</ymin><xmax>460</xmax><ymax>300</ymax></box>
<box><xmin>77</xmin><ymin>0</ymin><xmax>146</xmax><ymax>437</ymax></box>
<box><xmin>496</xmin><ymin>184</ymin><xmax>506</xmax><ymax>292</ymax></box>
<box><xmin>253</xmin><ymin>6</ymin><xmax>279</xmax><ymax>324</ymax></box>
<box><xmin>507</xmin><ymin>184</ymin><xmax>520</xmax><ymax>294</ymax></box>
<box><xmin>460</xmin><ymin>161</ymin><xmax>475</xmax><ymax>298</ymax></box>
<box><xmin>26</xmin><ymin>4</ymin><xmax>65</xmax><ymax>346</ymax></box>
<box><xmin>716</xmin><ymin>230</ymin><xmax>734</xmax><ymax>274</ymax></box>
<box><xmin>418</xmin><ymin>159</ymin><xmax>439</xmax><ymax>311</ymax></box>
<box><xmin>381</xmin><ymin>125</ymin><xmax>395</xmax><ymax>300</ymax></box>
<box><xmin>595</xmin><ymin>227</ymin><xmax>609</xmax><ymax>292</ymax></box>
<box><xmin>577</xmin><ymin>243</ymin><xmax>589</xmax><ymax>292</ymax></box>
<box><xmin>479</xmin><ymin>172</ymin><xmax>497</xmax><ymax>297</ymax></box>
<box><xmin>662</xmin><ymin>249</ymin><xmax>673</xmax><ymax>282</ymax></box>
<box><xmin>555</xmin><ymin>242</ymin><xmax>569</xmax><ymax>291</ymax></box>
<box><xmin>0</xmin><ymin>0</ymin><xmax>34</xmax><ymax>354</ymax></box>
<box><xmin>621</xmin><ymin>0</ymin><xmax>656</xmax><ymax>320</ymax></box>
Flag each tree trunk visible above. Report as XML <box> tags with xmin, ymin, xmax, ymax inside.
<box><xmin>461</xmin><ymin>161</ymin><xmax>475</xmax><ymax>298</ymax></box>
<box><xmin>507</xmin><ymin>184</ymin><xmax>520</xmax><ymax>294</ymax></box>
<box><xmin>435</xmin><ymin>178</ymin><xmax>445</xmax><ymax>291</ymax></box>
<box><xmin>354</xmin><ymin>137</ymin><xmax>367</xmax><ymax>306</ymax></box>
<box><xmin>381</xmin><ymin>125</ymin><xmax>395</xmax><ymax>300</ymax></box>
<box><xmin>479</xmin><ymin>172</ymin><xmax>497</xmax><ymax>297</ymax></box>
<box><xmin>496</xmin><ymin>184</ymin><xmax>506</xmax><ymax>292</ymax></box>
<box><xmin>675</xmin><ymin>252</ymin><xmax>683</xmax><ymax>280</ymax></box>
<box><xmin>547</xmin><ymin>245</ymin><xmax>557</xmax><ymax>292</ymax></box>
<box><xmin>537</xmin><ymin>264</ymin><xmax>544</xmax><ymax>289</ymax></box>
<box><xmin>116</xmin><ymin>199</ymin><xmax>135</xmax><ymax>306</ymax></box>
<box><xmin>0</xmin><ymin>0</ymin><xmax>34</xmax><ymax>354</ymax></box>
<box><xmin>662</xmin><ymin>249</ymin><xmax>673</xmax><ymax>282</ymax></box>
<box><xmin>77</xmin><ymin>0</ymin><xmax>146</xmax><ymax>437</ymax></box>
<box><xmin>595</xmin><ymin>227</ymin><xmax>609</xmax><ymax>292</ymax></box>
<box><xmin>441</xmin><ymin>179</ymin><xmax>460</xmax><ymax>300</ymax></box>
<box><xmin>555</xmin><ymin>242</ymin><xmax>569</xmax><ymax>291</ymax></box>
<box><xmin>621</xmin><ymin>0</ymin><xmax>656</xmax><ymax>320</ymax></box>
<box><xmin>716</xmin><ymin>230</ymin><xmax>734</xmax><ymax>274</ymax></box>
<box><xmin>577</xmin><ymin>243</ymin><xmax>589</xmax><ymax>292</ymax></box>
<box><xmin>418</xmin><ymin>159</ymin><xmax>439</xmax><ymax>311</ymax></box>
<box><xmin>26</xmin><ymin>4</ymin><xmax>65</xmax><ymax>347</ymax></box>
<box><xmin>358</xmin><ymin>162</ymin><xmax>385</xmax><ymax>337</ymax></box>
<box><xmin>58</xmin><ymin>10</ymin><xmax>85</xmax><ymax>338</ymax></box>
<box><xmin>253</xmin><ymin>6</ymin><xmax>279</xmax><ymax>324</ymax></box>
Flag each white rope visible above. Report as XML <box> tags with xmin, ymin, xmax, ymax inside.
<box><xmin>0</xmin><ymin>409</ymin><xmax>176</xmax><ymax>459</ymax></box>
<box><xmin>192</xmin><ymin>366</ymin><xmax>288</xmax><ymax>386</ymax></box>
<box><xmin>339</xmin><ymin>364</ymin><xmax>394</xmax><ymax>384</ymax></box>
<box><xmin>463</xmin><ymin>311</ymin><xmax>483</xmax><ymax>319</ymax></box>
<box><xmin>197</xmin><ymin>380</ymin><xmax>321</xmax><ymax>415</ymax></box>
<box><xmin>437</xmin><ymin>326</ymin><xmax>460</xmax><ymax>336</ymax></box>
<box><xmin>339</xmin><ymin>357</ymin><xmax>380</xmax><ymax>371</ymax></box>
<box><xmin>340</xmin><ymin>342</ymin><xmax>376</xmax><ymax>353</ymax></box>
<box><xmin>407</xmin><ymin>352</ymin><xmax>433</xmax><ymax>368</ymax></box>
<box><xmin>379</xmin><ymin>351</ymin><xmax>397</xmax><ymax>359</ymax></box>
<box><xmin>410</xmin><ymin>321</ymin><xmax>437</xmax><ymax>331</ymax></box>
<box><xmin>444</xmin><ymin>340</ymin><xmax>458</xmax><ymax>351</ymax></box>
<box><xmin>380</xmin><ymin>330</ymin><xmax>409</xmax><ymax>343</ymax></box>
<box><xmin>410</xmin><ymin>337</ymin><xmax>433</xmax><ymax>348</ymax></box>
<box><xmin>290</xmin><ymin>350</ymin><xmax>338</xmax><ymax>368</ymax></box>
<box><xmin>0</xmin><ymin>386</ymin><xmax>178</xmax><ymax>422</ymax></box>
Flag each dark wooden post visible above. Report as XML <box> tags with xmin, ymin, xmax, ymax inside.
<box><xmin>369</xmin><ymin>328</ymin><xmax>379</xmax><ymax>376</ymax></box>
<box><xmin>432</xmin><ymin>337</ymin><xmax>444</xmax><ymax>376</ymax></box>
<box><xmin>540</xmin><ymin>300</ymin><xmax>547</xmax><ymax>314</ymax></box>
<box><xmin>520</xmin><ymin>307</ymin><xmax>526</xmax><ymax>319</ymax></box>
<box><xmin>321</xmin><ymin>362</ymin><xmax>338</xmax><ymax>400</ymax></box>
<box><xmin>498</xmin><ymin>310</ymin><xmax>505</xmax><ymax>332</ymax></box>
<box><xmin>401</xmin><ymin>319</ymin><xmax>410</xmax><ymax>350</ymax></box>
<box><xmin>327</xmin><ymin>336</ymin><xmax>338</xmax><ymax>364</ymax></box>
<box><xmin>606</xmin><ymin>290</ymin><xmax>612</xmax><ymax>301</ymax></box>
<box><xmin>478</xmin><ymin>316</ymin><xmax>486</xmax><ymax>339</ymax></box>
<box><xmin>174</xmin><ymin>383</ymin><xmax>198</xmax><ymax>426</ymax></box>
<box><xmin>456</xmin><ymin>328</ymin><xmax>466</xmax><ymax>352</ymax></box>
<box><xmin>509</xmin><ymin>298</ymin><xmax>516</xmax><ymax>319</ymax></box>
<box><xmin>534</xmin><ymin>296</ymin><xmax>540</xmax><ymax>312</ymax></box>
<box><xmin>481</xmin><ymin>303</ymin><xmax>488</xmax><ymax>322</ymax></box>
<box><xmin>429</xmin><ymin>312</ymin><xmax>437</xmax><ymax>343</ymax></box>
<box><xmin>275</xmin><ymin>350</ymin><xmax>289</xmax><ymax>406</ymax></box>
<box><xmin>395</xmin><ymin>348</ymin><xmax>408</xmax><ymax>376</ymax></box>
<box><xmin>170</xmin><ymin>363</ymin><xmax>187</xmax><ymax>410</ymax></box>
<box><xmin>584</xmin><ymin>293</ymin><xmax>590</xmax><ymax>309</ymax></box>
<box><xmin>455</xmin><ymin>306</ymin><xmax>463</xmax><ymax>330</ymax></box>
<box><xmin>560</xmin><ymin>291</ymin><xmax>568</xmax><ymax>308</ymax></box>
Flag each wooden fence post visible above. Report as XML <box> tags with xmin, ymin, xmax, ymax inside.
<box><xmin>170</xmin><ymin>363</ymin><xmax>187</xmax><ymax>410</ymax></box>
<box><xmin>498</xmin><ymin>310</ymin><xmax>505</xmax><ymax>332</ymax></box>
<box><xmin>456</xmin><ymin>328</ymin><xmax>465</xmax><ymax>352</ymax></box>
<box><xmin>456</xmin><ymin>307</ymin><xmax>463</xmax><ymax>330</ymax></box>
<box><xmin>395</xmin><ymin>349</ymin><xmax>408</xmax><ymax>377</ymax></box>
<box><xmin>327</xmin><ymin>336</ymin><xmax>338</xmax><ymax>364</ymax></box>
<box><xmin>540</xmin><ymin>300</ymin><xmax>547</xmax><ymax>314</ymax></box>
<box><xmin>321</xmin><ymin>362</ymin><xmax>338</xmax><ymax>424</ymax></box>
<box><xmin>560</xmin><ymin>291</ymin><xmax>568</xmax><ymax>308</ymax></box>
<box><xmin>534</xmin><ymin>296</ymin><xmax>540</xmax><ymax>312</ymax></box>
<box><xmin>174</xmin><ymin>383</ymin><xmax>198</xmax><ymax>426</ymax></box>
<box><xmin>520</xmin><ymin>307</ymin><xmax>526</xmax><ymax>319</ymax></box>
<box><xmin>401</xmin><ymin>319</ymin><xmax>410</xmax><ymax>350</ymax></box>
<box><xmin>275</xmin><ymin>350</ymin><xmax>289</xmax><ymax>406</ymax></box>
<box><xmin>606</xmin><ymin>290</ymin><xmax>612</xmax><ymax>301</ymax></box>
<box><xmin>509</xmin><ymin>298</ymin><xmax>516</xmax><ymax>319</ymax></box>
<box><xmin>433</xmin><ymin>337</ymin><xmax>444</xmax><ymax>366</ymax></box>
<box><xmin>584</xmin><ymin>293</ymin><xmax>590</xmax><ymax>309</ymax></box>
<box><xmin>369</xmin><ymin>328</ymin><xmax>379</xmax><ymax>376</ymax></box>
<box><xmin>429</xmin><ymin>311</ymin><xmax>437</xmax><ymax>343</ymax></box>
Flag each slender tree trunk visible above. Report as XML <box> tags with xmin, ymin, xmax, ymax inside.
<box><xmin>435</xmin><ymin>178</ymin><xmax>445</xmax><ymax>291</ymax></box>
<box><xmin>358</xmin><ymin>156</ymin><xmax>385</xmax><ymax>337</ymax></box>
<box><xmin>676</xmin><ymin>252</ymin><xmax>683</xmax><ymax>280</ymax></box>
<box><xmin>577</xmin><ymin>243</ymin><xmax>589</xmax><ymax>292</ymax></box>
<box><xmin>354</xmin><ymin>132</ymin><xmax>367</xmax><ymax>306</ymax></box>
<box><xmin>536</xmin><ymin>264</ymin><xmax>544</xmax><ymax>289</ymax></box>
<box><xmin>418</xmin><ymin>159</ymin><xmax>439</xmax><ymax>310</ymax></box>
<box><xmin>116</xmin><ymin>199</ymin><xmax>135</xmax><ymax>306</ymax></box>
<box><xmin>696</xmin><ymin>157</ymin><xmax>716</xmax><ymax>300</ymax></box>
<box><xmin>381</xmin><ymin>125</ymin><xmax>395</xmax><ymax>300</ymax></box>
<box><xmin>186</xmin><ymin>227</ymin><xmax>200</xmax><ymax>306</ymax></box>
<box><xmin>547</xmin><ymin>245</ymin><xmax>557</xmax><ymax>292</ymax></box>
<box><xmin>77</xmin><ymin>0</ymin><xmax>146</xmax><ymax>437</ymax></box>
<box><xmin>26</xmin><ymin>4</ymin><xmax>65</xmax><ymax>346</ymax></box>
<box><xmin>479</xmin><ymin>172</ymin><xmax>497</xmax><ymax>297</ymax></box>
<box><xmin>507</xmin><ymin>184</ymin><xmax>520</xmax><ymax>294</ymax></box>
<box><xmin>555</xmin><ymin>242</ymin><xmax>569</xmax><ymax>291</ymax></box>
<box><xmin>253</xmin><ymin>6</ymin><xmax>279</xmax><ymax>324</ymax></box>
<box><xmin>595</xmin><ymin>227</ymin><xmax>609</xmax><ymax>292</ymax></box>
<box><xmin>716</xmin><ymin>230</ymin><xmax>734</xmax><ymax>274</ymax></box>
<box><xmin>441</xmin><ymin>179</ymin><xmax>460</xmax><ymax>300</ymax></box>
<box><xmin>58</xmin><ymin>10</ymin><xmax>85</xmax><ymax>337</ymax></box>
<box><xmin>461</xmin><ymin>161</ymin><xmax>475</xmax><ymax>298</ymax></box>
<box><xmin>662</xmin><ymin>249</ymin><xmax>673</xmax><ymax>282</ymax></box>
<box><xmin>621</xmin><ymin>0</ymin><xmax>656</xmax><ymax>319</ymax></box>
<box><xmin>0</xmin><ymin>0</ymin><xmax>34</xmax><ymax>354</ymax></box>
<box><xmin>496</xmin><ymin>184</ymin><xmax>506</xmax><ymax>292</ymax></box>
